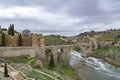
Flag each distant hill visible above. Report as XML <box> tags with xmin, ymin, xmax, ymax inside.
<box><xmin>97</xmin><ymin>29</ymin><xmax>120</xmax><ymax>42</ymax></box>
<box><xmin>76</xmin><ymin>29</ymin><xmax>120</xmax><ymax>42</ymax></box>
<box><xmin>44</xmin><ymin>35</ymin><xmax>74</xmax><ymax>46</ymax></box>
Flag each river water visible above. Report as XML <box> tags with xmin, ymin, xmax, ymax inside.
<box><xmin>70</xmin><ymin>51</ymin><xmax>120</xmax><ymax>80</ymax></box>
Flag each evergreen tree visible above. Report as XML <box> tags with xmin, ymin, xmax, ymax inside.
<box><xmin>49</xmin><ymin>53</ymin><xmax>55</xmax><ymax>69</ymax></box>
<box><xmin>8</xmin><ymin>24</ymin><xmax>14</xmax><ymax>36</ymax></box>
<box><xmin>11</xmin><ymin>24</ymin><xmax>14</xmax><ymax>36</ymax></box>
<box><xmin>18</xmin><ymin>33</ymin><xmax>22</xmax><ymax>46</ymax></box>
<box><xmin>117</xmin><ymin>34</ymin><xmax>120</xmax><ymax>38</ymax></box>
<box><xmin>0</xmin><ymin>25</ymin><xmax>2</xmax><ymax>34</ymax></box>
<box><xmin>4</xmin><ymin>63</ymin><xmax>9</xmax><ymax>77</ymax></box>
<box><xmin>8</xmin><ymin>24</ymin><xmax>12</xmax><ymax>35</ymax></box>
<box><xmin>2</xmin><ymin>33</ymin><xmax>6</xmax><ymax>46</ymax></box>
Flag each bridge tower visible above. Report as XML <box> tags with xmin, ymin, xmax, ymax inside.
<box><xmin>32</xmin><ymin>33</ymin><xmax>44</xmax><ymax>48</ymax></box>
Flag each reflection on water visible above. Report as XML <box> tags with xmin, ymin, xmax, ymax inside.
<box><xmin>70</xmin><ymin>51</ymin><xmax>120</xmax><ymax>80</ymax></box>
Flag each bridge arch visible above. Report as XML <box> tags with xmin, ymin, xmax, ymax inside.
<box><xmin>72</xmin><ymin>46</ymin><xmax>82</xmax><ymax>53</ymax></box>
<box><xmin>57</xmin><ymin>48</ymin><xmax>64</xmax><ymax>61</ymax></box>
<box><xmin>70</xmin><ymin>44</ymin><xmax>92</xmax><ymax>56</ymax></box>
<box><xmin>44</xmin><ymin>48</ymin><xmax>52</xmax><ymax>60</ymax></box>
<box><xmin>44</xmin><ymin>44</ymin><xmax>92</xmax><ymax>62</ymax></box>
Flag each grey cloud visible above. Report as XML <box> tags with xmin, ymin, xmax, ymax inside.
<box><xmin>0</xmin><ymin>18</ymin><xmax>73</xmax><ymax>32</ymax></box>
<box><xmin>67</xmin><ymin>0</ymin><xmax>111</xmax><ymax>24</ymax></box>
<box><xmin>0</xmin><ymin>0</ymin><xmax>120</xmax><ymax>36</ymax></box>
<box><xmin>0</xmin><ymin>0</ymin><xmax>112</xmax><ymax>19</ymax></box>
<box><xmin>0</xmin><ymin>0</ymin><xmax>63</xmax><ymax>7</ymax></box>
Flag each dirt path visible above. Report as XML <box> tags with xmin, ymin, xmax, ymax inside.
<box><xmin>0</xmin><ymin>66</ymin><xmax>27</xmax><ymax>80</ymax></box>
<box><xmin>28</xmin><ymin>59</ymin><xmax>58</xmax><ymax>80</ymax></box>
<box><xmin>33</xmin><ymin>69</ymin><xmax>57</xmax><ymax>80</ymax></box>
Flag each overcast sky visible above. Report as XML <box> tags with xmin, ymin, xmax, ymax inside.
<box><xmin>0</xmin><ymin>0</ymin><xmax>120</xmax><ymax>36</ymax></box>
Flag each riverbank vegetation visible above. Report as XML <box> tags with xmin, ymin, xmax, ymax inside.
<box><xmin>93</xmin><ymin>46</ymin><xmax>120</xmax><ymax>67</ymax></box>
<box><xmin>93</xmin><ymin>46</ymin><xmax>120</xmax><ymax>57</ymax></box>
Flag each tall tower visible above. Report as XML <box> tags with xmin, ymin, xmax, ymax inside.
<box><xmin>32</xmin><ymin>33</ymin><xmax>44</xmax><ymax>48</ymax></box>
<box><xmin>39</xmin><ymin>34</ymin><xmax>44</xmax><ymax>48</ymax></box>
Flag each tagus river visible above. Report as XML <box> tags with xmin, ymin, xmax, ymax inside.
<box><xmin>70</xmin><ymin>51</ymin><xmax>120</xmax><ymax>80</ymax></box>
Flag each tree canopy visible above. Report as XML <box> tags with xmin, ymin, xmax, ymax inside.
<box><xmin>2</xmin><ymin>33</ymin><xmax>6</xmax><ymax>46</ymax></box>
<box><xmin>8</xmin><ymin>24</ymin><xmax>14</xmax><ymax>36</ymax></box>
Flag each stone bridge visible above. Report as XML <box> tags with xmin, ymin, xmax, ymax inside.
<box><xmin>44</xmin><ymin>44</ymin><xmax>93</xmax><ymax>62</ymax></box>
<box><xmin>0</xmin><ymin>44</ymin><xmax>93</xmax><ymax>63</ymax></box>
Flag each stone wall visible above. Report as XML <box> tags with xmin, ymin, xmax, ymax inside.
<box><xmin>7</xmin><ymin>34</ymin><xmax>19</xmax><ymax>47</ymax></box>
<box><xmin>0</xmin><ymin>33</ymin><xmax>44</xmax><ymax>48</ymax></box>
<box><xmin>22</xmin><ymin>36</ymin><xmax>32</xmax><ymax>46</ymax></box>
<box><xmin>0</xmin><ymin>47</ymin><xmax>44</xmax><ymax>57</ymax></box>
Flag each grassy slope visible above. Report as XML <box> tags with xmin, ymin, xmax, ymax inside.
<box><xmin>93</xmin><ymin>46</ymin><xmax>120</xmax><ymax>55</ymax></box>
<box><xmin>93</xmin><ymin>46</ymin><xmax>120</xmax><ymax>62</ymax></box>
<box><xmin>0</xmin><ymin>57</ymin><xmax>53</xmax><ymax>80</ymax></box>
<box><xmin>0</xmin><ymin>56</ymin><xmax>76</xmax><ymax>80</ymax></box>
<box><xmin>31</xmin><ymin>59</ymin><xmax>77</xmax><ymax>80</ymax></box>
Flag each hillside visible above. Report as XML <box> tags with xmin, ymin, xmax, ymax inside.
<box><xmin>44</xmin><ymin>35</ymin><xmax>74</xmax><ymax>46</ymax></box>
<box><xmin>76</xmin><ymin>29</ymin><xmax>120</xmax><ymax>42</ymax></box>
<box><xmin>97</xmin><ymin>30</ymin><xmax>120</xmax><ymax>41</ymax></box>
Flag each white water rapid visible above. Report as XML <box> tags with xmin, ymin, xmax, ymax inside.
<box><xmin>70</xmin><ymin>50</ymin><xmax>120</xmax><ymax>80</ymax></box>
